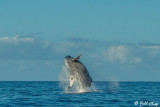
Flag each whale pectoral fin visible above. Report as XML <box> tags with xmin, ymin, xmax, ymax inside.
<box><xmin>75</xmin><ymin>54</ymin><xmax>81</xmax><ymax>60</ymax></box>
<box><xmin>72</xmin><ymin>54</ymin><xmax>82</xmax><ymax>61</ymax></box>
<box><xmin>68</xmin><ymin>76</ymin><xmax>74</xmax><ymax>89</ymax></box>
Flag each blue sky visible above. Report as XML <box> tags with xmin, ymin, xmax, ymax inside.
<box><xmin>0</xmin><ymin>0</ymin><xmax>160</xmax><ymax>81</ymax></box>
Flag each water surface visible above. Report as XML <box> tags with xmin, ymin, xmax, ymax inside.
<box><xmin>0</xmin><ymin>81</ymin><xmax>159</xmax><ymax>106</ymax></box>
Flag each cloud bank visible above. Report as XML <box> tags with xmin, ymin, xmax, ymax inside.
<box><xmin>0</xmin><ymin>36</ymin><xmax>160</xmax><ymax>81</ymax></box>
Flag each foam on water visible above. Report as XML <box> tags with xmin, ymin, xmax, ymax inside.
<box><xmin>59</xmin><ymin>65</ymin><xmax>97</xmax><ymax>94</ymax></box>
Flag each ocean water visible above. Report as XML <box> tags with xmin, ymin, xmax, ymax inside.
<box><xmin>0</xmin><ymin>81</ymin><xmax>159</xmax><ymax>107</ymax></box>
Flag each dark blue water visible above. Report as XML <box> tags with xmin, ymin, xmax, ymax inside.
<box><xmin>0</xmin><ymin>81</ymin><xmax>159</xmax><ymax>107</ymax></box>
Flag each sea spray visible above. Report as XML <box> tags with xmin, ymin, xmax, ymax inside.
<box><xmin>109</xmin><ymin>77</ymin><xmax>120</xmax><ymax>92</ymax></box>
<box><xmin>59</xmin><ymin>65</ymin><xmax>70</xmax><ymax>91</ymax></box>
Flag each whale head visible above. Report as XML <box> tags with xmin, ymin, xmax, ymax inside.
<box><xmin>65</xmin><ymin>55</ymin><xmax>74</xmax><ymax>68</ymax></box>
<box><xmin>65</xmin><ymin>55</ymin><xmax>81</xmax><ymax>68</ymax></box>
<box><xmin>65</xmin><ymin>55</ymin><xmax>72</xmax><ymax>60</ymax></box>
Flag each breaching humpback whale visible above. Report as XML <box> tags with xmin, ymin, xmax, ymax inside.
<box><xmin>65</xmin><ymin>55</ymin><xmax>93</xmax><ymax>89</ymax></box>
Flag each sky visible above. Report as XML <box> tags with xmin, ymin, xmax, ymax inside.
<box><xmin>0</xmin><ymin>0</ymin><xmax>160</xmax><ymax>81</ymax></box>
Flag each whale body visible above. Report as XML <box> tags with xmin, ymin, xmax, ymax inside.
<box><xmin>65</xmin><ymin>55</ymin><xmax>93</xmax><ymax>89</ymax></box>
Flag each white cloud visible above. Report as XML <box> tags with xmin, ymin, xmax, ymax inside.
<box><xmin>0</xmin><ymin>35</ymin><xmax>53</xmax><ymax>60</ymax></box>
<box><xmin>101</xmin><ymin>45</ymin><xmax>142</xmax><ymax>64</ymax></box>
<box><xmin>141</xmin><ymin>46</ymin><xmax>160</xmax><ymax>49</ymax></box>
<box><xmin>130</xmin><ymin>57</ymin><xmax>141</xmax><ymax>63</ymax></box>
<box><xmin>0</xmin><ymin>35</ymin><xmax>34</xmax><ymax>44</ymax></box>
<box><xmin>102</xmin><ymin>45</ymin><xmax>130</xmax><ymax>63</ymax></box>
<box><xmin>140</xmin><ymin>45</ymin><xmax>160</xmax><ymax>57</ymax></box>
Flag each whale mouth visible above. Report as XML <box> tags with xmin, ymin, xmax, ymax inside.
<box><xmin>64</xmin><ymin>55</ymin><xmax>71</xmax><ymax>68</ymax></box>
